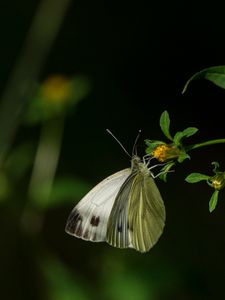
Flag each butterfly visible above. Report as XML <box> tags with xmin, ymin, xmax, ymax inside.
<box><xmin>65</xmin><ymin>131</ymin><xmax>165</xmax><ymax>253</ymax></box>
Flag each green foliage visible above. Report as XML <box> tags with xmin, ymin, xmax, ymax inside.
<box><xmin>177</xmin><ymin>152</ymin><xmax>190</xmax><ymax>163</ymax></box>
<box><xmin>158</xmin><ymin>161</ymin><xmax>175</xmax><ymax>182</ymax></box>
<box><xmin>146</xmin><ymin>108</ymin><xmax>225</xmax><ymax>212</ymax></box>
<box><xmin>185</xmin><ymin>173</ymin><xmax>210</xmax><ymax>183</ymax></box>
<box><xmin>145</xmin><ymin>140</ymin><xmax>165</xmax><ymax>154</ymax></box>
<box><xmin>209</xmin><ymin>190</ymin><xmax>219</xmax><ymax>213</ymax></box>
<box><xmin>41</xmin><ymin>256</ymin><xmax>90</xmax><ymax>300</ymax></box>
<box><xmin>186</xmin><ymin>161</ymin><xmax>225</xmax><ymax>212</ymax></box>
<box><xmin>145</xmin><ymin>111</ymin><xmax>199</xmax><ymax>181</ymax></box>
<box><xmin>25</xmin><ymin>75</ymin><xmax>90</xmax><ymax>125</ymax></box>
<box><xmin>173</xmin><ymin>127</ymin><xmax>198</xmax><ymax>146</ymax></box>
<box><xmin>159</xmin><ymin>110</ymin><xmax>173</xmax><ymax>141</ymax></box>
<box><xmin>182</xmin><ymin>65</ymin><xmax>225</xmax><ymax>93</ymax></box>
<box><xmin>4</xmin><ymin>142</ymin><xmax>35</xmax><ymax>179</ymax></box>
<box><xmin>104</xmin><ymin>272</ymin><xmax>154</xmax><ymax>300</ymax></box>
<box><xmin>211</xmin><ymin>161</ymin><xmax>220</xmax><ymax>173</ymax></box>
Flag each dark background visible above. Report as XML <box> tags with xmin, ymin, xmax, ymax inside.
<box><xmin>0</xmin><ymin>1</ymin><xmax>225</xmax><ymax>299</ymax></box>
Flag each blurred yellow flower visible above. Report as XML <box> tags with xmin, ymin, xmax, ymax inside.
<box><xmin>41</xmin><ymin>75</ymin><xmax>71</xmax><ymax>103</ymax></box>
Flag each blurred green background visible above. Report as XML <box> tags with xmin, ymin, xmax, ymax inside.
<box><xmin>0</xmin><ymin>0</ymin><xmax>225</xmax><ymax>299</ymax></box>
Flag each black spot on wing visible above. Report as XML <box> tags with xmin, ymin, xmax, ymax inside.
<box><xmin>65</xmin><ymin>209</ymin><xmax>83</xmax><ymax>236</ymax></box>
<box><xmin>117</xmin><ymin>224</ymin><xmax>123</xmax><ymax>232</ymax></box>
<box><xmin>76</xmin><ymin>222</ymin><xmax>83</xmax><ymax>236</ymax></box>
<box><xmin>90</xmin><ymin>215</ymin><xmax>100</xmax><ymax>227</ymax></box>
<box><xmin>83</xmin><ymin>229</ymin><xmax>89</xmax><ymax>239</ymax></box>
<box><xmin>92</xmin><ymin>232</ymin><xmax>97</xmax><ymax>241</ymax></box>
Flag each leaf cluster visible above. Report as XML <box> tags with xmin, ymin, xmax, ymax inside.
<box><xmin>145</xmin><ymin>65</ymin><xmax>225</xmax><ymax>212</ymax></box>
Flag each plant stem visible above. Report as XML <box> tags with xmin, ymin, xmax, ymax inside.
<box><xmin>0</xmin><ymin>0</ymin><xmax>71</xmax><ymax>166</ymax></box>
<box><xmin>21</xmin><ymin>117</ymin><xmax>64</xmax><ymax>234</ymax></box>
<box><xmin>186</xmin><ymin>139</ymin><xmax>225</xmax><ymax>152</ymax></box>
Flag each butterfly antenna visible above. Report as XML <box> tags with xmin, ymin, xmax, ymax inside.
<box><xmin>132</xmin><ymin>129</ymin><xmax>141</xmax><ymax>155</ymax></box>
<box><xmin>106</xmin><ymin>129</ymin><xmax>131</xmax><ymax>157</ymax></box>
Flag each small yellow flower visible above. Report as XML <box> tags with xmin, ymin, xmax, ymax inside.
<box><xmin>152</xmin><ymin>144</ymin><xmax>181</xmax><ymax>162</ymax></box>
<box><xmin>210</xmin><ymin>174</ymin><xmax>225</xmax><ymax>190</ymax></box>
<box><xmin>41</xmin><ymin>75</ymin><xmax>71</xmax><ymax>103</ymax></box>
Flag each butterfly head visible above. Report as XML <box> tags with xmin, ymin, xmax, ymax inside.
<box><xmin>130</xmin><ymin>155</ymin><xmax>148</xmax><ymax>175</ymax></box>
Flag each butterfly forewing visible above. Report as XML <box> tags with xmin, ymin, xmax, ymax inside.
<box><xmin>65</xmin><ymin>168</ymin><xmax>131</xmax><ymax>242</ymax></box>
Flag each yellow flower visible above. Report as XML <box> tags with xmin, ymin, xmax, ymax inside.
<box><xmin>152</xmin><ymin>144</ymin><xmax>181</xmax><ymax>162</ymax></box>
<box><xmin>41</xmin><ymin>75</ymin><xmax>71</xmax><ymax>103</ymax></box>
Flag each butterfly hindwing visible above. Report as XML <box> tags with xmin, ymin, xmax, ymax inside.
<box><xmin>128</xmin><ymin>172</ymin><xmax>166</xmax><ymax>253</ymax></box>
<box><xmin>65</xmin><ymin>168</ymin><xmax>131</xmax><ymax>242</ymax></box>
<box><xmin>106</xmin><ymin>173</ymin><xmax>135</xmax><ymax>249</ymax></box>
<box><xmin>106</xmin><ymin>157</ymin><xmax>165</xmax><ymax>252</ymax></box>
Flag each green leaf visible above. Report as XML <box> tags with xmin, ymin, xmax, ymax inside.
<box><xmin>173</xmin><ymin>131</ymin><xmax>183</xmax><ymax>145</ymax></box>
<box><xmin>173</xmin><ymin>127</ymin><xmax>198</xmax><ymax>145</ymax></box>
<box><xmin>145</xmin><ymin>140</ymin><xmax>164</xmax><ymax>154</ymax></box>
<box><xmin>159</xmin><ymin>111</ymin><xmax>173</xmax><ymax>141</ymax></box>
<box><xmin>209</xmin><ymin>190</ymin><xmax>219</xmax><ymax>213</ymax></box>
<box><xmin>158</xmin><ymin>161</ymin><xmax>175</xmax><ymax>182</ymax></box>
<box><xmin>181</xmin><ymin>127</ymin><xmax>198</xmax><ymax>138</ymax></box>
<box><xmin>177</xmin><ymin>152</ymin><xmax>190</xmax><ymax>163</ymax></box>
<box><xmin>182</xmin><ymin>65</ymin><xmax>225</xmax><ymax>93</ymax></box>
<box><xmin>185</xmin><ymin>173</ymin><xmax>210</xmax><ymax>183</ymax></box>
<box><xmin>145</xmin><ymin>139</ymin><xmax>165</xmax><ymax>146</ymax></box>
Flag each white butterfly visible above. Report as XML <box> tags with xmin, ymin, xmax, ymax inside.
<box><xmin>65</xmin><ymin>132</ymin><xmax>165</xmax><ymax>253</ymax></box>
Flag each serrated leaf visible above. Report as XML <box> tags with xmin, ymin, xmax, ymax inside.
<box><xmin>182</xmin><ymin>65</ymin><xmax>225</xmax><ymax>93</ymax></box>
<box><xmin>159</xmin><ymin>111</ymin><xmax>173</xmax><ymax>141</ymax></box>
<box><xmin>209</xmin><ymin>190</ymin><xmax>219</xmax><ymax>213</ymax></box>
<box><xmin>185</xmin><ymin>173</ymin><xmax>210</xmax><ymax>183</ymax></box>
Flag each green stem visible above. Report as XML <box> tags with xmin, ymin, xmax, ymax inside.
<box><xmin>0</xmin><ymin>0</ymin><xmax>71</xmax><ymax>166</ymax></box>
<box><xmin>21</xmin><ymin>117</ymin><xmax>64</xmax><ymax>235</ymax></box>
<box><xmin>186</xmin><ymin>139</ymin><xmax>225</xmax><ymax>151</ymax></box>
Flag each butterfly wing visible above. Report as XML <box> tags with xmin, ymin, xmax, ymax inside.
<box><xmin>65</xmin><ymin>168</ymin><xmax>131</xmax><ymax>242</ymax></box>
<box><xmin>128</xmin><ymin>173</ymin><xmax>166</xmax><ymax>253</ymax></box>
<box><xmin>106</xmin><ymin>173</ymin><xmax>135</xmax><ymax>249</ymax></box>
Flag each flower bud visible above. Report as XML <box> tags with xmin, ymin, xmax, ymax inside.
<box><xmin>209</xmin><ymin>173</ymin><xmax>225</xmax><ymax>190</ymax></box>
